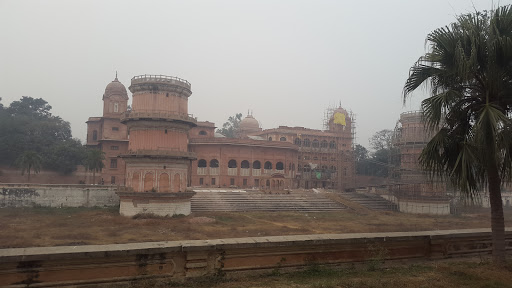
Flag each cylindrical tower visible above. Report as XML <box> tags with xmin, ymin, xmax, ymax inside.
<box><xmin>118</xmin><ymin>75</ymin><xmax>196</xmax><ymax>216</ymax></box>
<box><xmin>392</xmin><ymin>111</ymin><xmax>446</xmax><ymax>198</ymax></box>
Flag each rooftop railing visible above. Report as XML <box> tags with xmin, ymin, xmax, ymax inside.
<box><xmin>131</xmin><ymin>74</ymin><xmax>191</xmax><ymax>88</ymax></box>
<box><xmin>121</xmin><ymin>110</ymin><xmax>197</xmax><ymax>123</ymax></box>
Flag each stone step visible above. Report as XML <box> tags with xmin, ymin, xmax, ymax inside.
<box><xmin>191</xmin><ymin>191</ymin><xmax>346</xmax><ymax>212</ymax></box>
<box><xmin>338</xmin><ymin>192</ymin><xmax>398</xmax><ymax>211</ymax></box>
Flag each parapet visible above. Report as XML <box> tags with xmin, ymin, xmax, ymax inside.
<box><xmin>129</xmin><ymin>74</ymin><xmax>192</xmax><ymax>96</ymax></box>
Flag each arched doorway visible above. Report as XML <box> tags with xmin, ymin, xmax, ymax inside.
<box><xmin>144</xmin><ymin>173</ymin><xmax>154</xmax><ymax>192</ymax></box>
<box><xmin>132</xmin><ymin>172</ymin><xmax>140</xmax><ymax>192</ymax></box>
<box><xmin>173</xmin><ymin>174</ymin><xmax>181</xmax><ymax>192</ymax></box>
<box><xmin>159</xmin><ymin>173</ymin><xmax>170</xmax><ymax>192</ymax></box>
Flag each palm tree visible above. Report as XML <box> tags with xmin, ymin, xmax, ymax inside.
<box><xmin>85</xmin><ymin>148</ymin><xmax>105</xmax><ymax>185</ymax></box>
<box><xmin>15</xmin><ymin>151</ymin><xmax>42</xmax><ymax>183</ymax></box>
<box><xmin>404</xmin><ymin>6</ymin><xmax>512</xmax><ymax>265</ymax></box>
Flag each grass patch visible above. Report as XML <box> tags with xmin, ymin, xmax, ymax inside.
<box><xmin>1</xmin><ymin>208</ymin><xmax>511</xmax><ymax>248</ymax></box>
<box><xmin>120</xmin><ymin>261</ymin><xmax>512</xmax><ymax>288</ymax></box>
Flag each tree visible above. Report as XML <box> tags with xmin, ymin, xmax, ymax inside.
<box><xmin>403</xmin><ymin>6</ymin><xmax>512</xmax><ymax>265</ymax></box>
<box><xmin>85</xmin><ymin>149</ymin><xmax>105</xmax><ymax>185</ymax></box>
<box><xmin>0</xmin><ymin>97</ymin><xmax>73</xmax><ymax>167</ymax></box>
<box><xmin>354</xmin><ymin>144</ymin><xmax>369</xmax><ymax>175</ymax></box>
<box><xmin>43</xmin><ymin>139</ymin><xmax>87</xmax><ymax>174</ymax></box>
<box><xmin>369</xmin><ymin>129</ymin><xmax>393</xmax><ymax>151</ymax></box>
<box><xmin>15</xmin><ymin>151</ymin><xmax>42</xmax><ymax>183</ymax></box>
<box><xmin>216</xmin><ymin>113</ymin><xmax>242</xmax><ymax>138</ymax></box>
<box><xmin>6</xmin><ymin>96</ymin><xmax>52</xmax><ymax>118</ymax></box>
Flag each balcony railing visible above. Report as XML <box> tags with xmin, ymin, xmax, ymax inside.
<box><xmin>240</xmin><ymin>168</ymin><xmax>250</xmax><ymax>176</ymax></box>
<box><xmin>252</xmin><ymin>169</ymin><xmax>261</xmax><ymax>176</ymax></box>
<box><xmin>124</xmin><ymin>149</ymin><xmax>196</xmax><ymax>159</ymax></box>
<box><xmin>197</xmin><ymin>167</ymin><xmax>207</xmax><ymax>175</ymax></box>
<box><xmin>131</xmin><ymin>74</ymin><xmax>191</xmax><ymax>89</ymax></box>
<box><xmin>121</xmin><ymin>110</ymin><xmax>197</xmax><ymax>123</ymax></box>
<box><xmin>210</xmin><ymin>167</ymin><xmax>219</xmax><ymax>175</ymax></box>
<box><xmin>228</xmin><ymin>168</ymin><xmax>238</xmax><ymax>176</ymax></box>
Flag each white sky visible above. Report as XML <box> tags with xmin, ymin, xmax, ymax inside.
<box><xmin>0</xmin><ymin>0</ymin><xmax>505</xmax><ymax>148</ymax></box>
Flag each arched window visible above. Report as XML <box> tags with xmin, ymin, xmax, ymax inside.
<box><xmin>268</xmin><ymin>137</ymin><xmax>272</xmax><ymax>141</ymax></box>
<box><xmin>312</xmin><ymin>139</ymin><xmax>319</xmax><ymax>148</ymax></box>
<box><xmin>321</xmin><ymin>140</ymin><xmax>328</xmax><ymax>148</ymax></box>
<box><xmin>329</xmin><ymin>141</ymin><xmax>336</xmax><ymax>149</ymax></box>
<box><xmin>92</xmin><ymin>130</ymin><xmax>98</xmax><ymax>141</ymax></box>
<box><xmin>303</xmin><ymin>164</ymin><xmax>311</xmax><ymax>172</ymax></box>
<box><xmin>303</xmin><ymin>138</ymin><xmax>310</xmax><ymax>147</ymax></box>
<box><xmin>276</xmin><ymin>162</ymin><xmax>284</xmax><ymax>170</ymax></box>
<box><xmin>114</xmin><ymin>103</ymin><xmax>119</xmax><ymax>112</ymax></box>
<box><xmin>210</xmin><ymin>159</ymin><xmax>219</xmax><ymax>168</ymax></box>
<box><xmin>292</xmin><ymin>164</ymin><xmax>295</xmax><ymax>171</ymax></box>
<box><xmin>199</xmin><ymin>130</ymin><xmax>207</xmax><ymax>135</ymax></box>
<box><xmin>241</xmin><ymin>160</ymin><xmax>250</xmax><ymax>169</ymax></box>
<box><xmin>198</xmin><ymin>159</ymin><xmax>207</xmax><ymax>167</ymax></box>
<box><xmin>289</xmin><ymin>163</ymin><xmax>292</xmax><ymax>171</ymax></box>
<box><xmin>294</xmin><ymin>138</ymin><xmax>301</xmax><ymax>146</ymax></box>
<box><xmin>264</xmin><ymin>161</ymin><xmax>272</xmax><ymax>169</ymax></box>
<box><xmin>253</xmin><ymin>160</ymin><xmax>261</xmax><ymax>169</ymax></box>
<box><xmin>228</xmin><ymin>159</ymin><xmax>237</xmax><ymax>168</ymax></box>
<box><xmin>280</xmin><ymin>137</ymin><xmax>286</xmax><ymax>141</ymax></box>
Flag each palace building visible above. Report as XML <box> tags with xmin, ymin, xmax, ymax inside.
<box><xmin>86</xmin><ymin>74</ymin><xmax>355</xmax><ymax>215</ymax></box>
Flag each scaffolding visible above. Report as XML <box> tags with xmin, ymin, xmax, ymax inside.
<box><xmin>322</xmin><ymin>104</ymin><xmax>356</xmax><ymax>191</ymax></box>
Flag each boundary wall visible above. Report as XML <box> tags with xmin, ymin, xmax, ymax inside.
<box><xmin>0</xmin><ymin>184</ymin><xmax>119</xmax><ymax>208</ymax></box>
<box><xmin>0</xmin><ymin>229</ymin><xmax>511</xmax><ymax>287</ymax></box>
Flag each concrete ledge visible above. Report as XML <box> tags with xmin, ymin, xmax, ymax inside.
<box><xmin>0</xmin><ymin>229</ymin><xmax>511</xmax><ymax>287</ymax></box>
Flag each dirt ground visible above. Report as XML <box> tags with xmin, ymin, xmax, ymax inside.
<box><xmin>1</xmin><ymin>206</ymin><xmax>511</xmax><ymax>248</ymax></box>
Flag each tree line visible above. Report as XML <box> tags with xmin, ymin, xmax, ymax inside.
<box><xmin>0</xmin><ymin>96</ymin><xmax>104</xmax><ymax>181</ymax></box>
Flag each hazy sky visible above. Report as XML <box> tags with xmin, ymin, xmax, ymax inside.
<box><xmin>0</xmin><ymin>0</ymin><xmax>505</xmax><ymax>149</ymax></box>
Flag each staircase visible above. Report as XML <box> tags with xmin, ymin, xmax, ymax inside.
<box><xmin>191</xmin><ymin>190</ymin><xmax>347</xmax><ymax>212</ymax></box>
<box><xmin>338</xmin><ymin>191</ymin><xmax>398</xmax><ymax>211</ymax></box>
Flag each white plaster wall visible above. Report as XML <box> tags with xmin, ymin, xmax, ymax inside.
<box><xmin>119</xmin><ymin>200</ymin><xmax>191</xmax><ymax>217</ymax></box>
<box><xmin>398</xmin><ymin>200</ymin><xmax>450</xmax><ymax>215</ymax></box>
<box><xmin>0</xmin><ymin>185</ymin><xmax>119</xmax><ymax>208</ymax></box>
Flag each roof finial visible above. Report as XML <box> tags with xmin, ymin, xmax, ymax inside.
<box><xmin>115</xmin><ymin>71</ymin><xmax>118</xmax><ymax>80</ymax></box>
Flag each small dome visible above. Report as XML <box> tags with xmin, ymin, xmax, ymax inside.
<box><xmin>240</xmin><ymin>115</ymin><xmax>260</xmax><ymax>131</ymax></box>
<box><xmin>104</xmin><ymin>77</ymin><xmax>128</xmax><ymax>99</ymax></box>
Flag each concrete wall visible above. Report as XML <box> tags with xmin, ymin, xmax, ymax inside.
<box><xmin>0</xmin><ymin>229</ymin><xmax>510</xmax><ymax>287</ymax></box>
<box><xmin>0</xmin><ymin>165</ymin><xmax>88</xmax><ymax>185</ymax></box>
<box><xmin>119</xmin><ymin>198</ymin><xmax>191</xmax><ymax>216</ymax></box>
<box><xmin>0</xmin><ymin>184</ymin><xmax>119</xmax><ymax>208</ymax></box>
<box><xmin>397</xmin><ymin>199</ymin><xmax>450</xmax><ymax>215</ymax></box>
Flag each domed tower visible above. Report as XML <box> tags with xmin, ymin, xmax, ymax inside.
<box><xmin>85</xmin><ymin>74</ymin><xmax>129</xmax><ymax>186</ymax></box>
<box><xmin>118</xmin><ymin>74</ymin><xmax>197</xmax><ymax>216</ymax></box>
<box><xmin>103</xmin><ymin>75</ymin><xmax>129</xmax><ymax>118</ymax></box>
<box><xmin>239</xmin><ymin>113</ymin><xmax>261</xmax><ymax>138</ymax></box>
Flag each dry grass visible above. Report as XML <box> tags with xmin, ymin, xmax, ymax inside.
<box><xmin>115</xmin><ymin>260</ymin><xmax>512</xmax><ymax>288</ymax></box>
<box><xmin>0</xmin><ymin>206</ymin><xmax>511</xmax><ymax>248</ymax></box>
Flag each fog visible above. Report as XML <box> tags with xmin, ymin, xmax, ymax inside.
<box><xmin>0</xmin><ymin>0</ymin><xmax>502</xmax><ymax>148</ymax></box>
